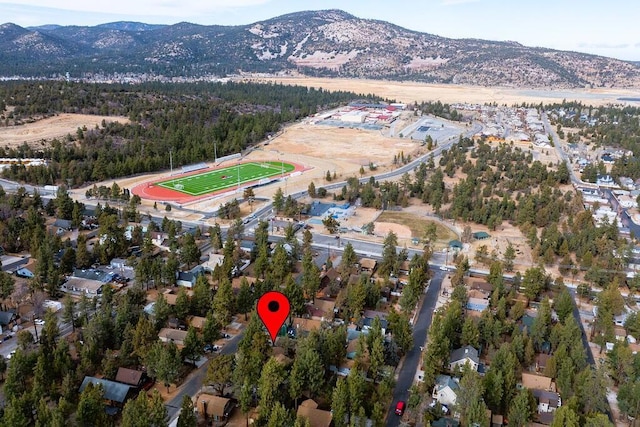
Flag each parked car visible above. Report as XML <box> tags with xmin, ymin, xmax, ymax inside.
<box><xmin>204</xmin><ymin>344</ymin><xmax>221</xmax><ymax>353</ymax></box>
<box><xmin>34</xmin><ymin>319</ymin><xmax>45</xmax><ymax>325</ymax></box>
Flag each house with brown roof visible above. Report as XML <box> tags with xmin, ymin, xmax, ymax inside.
<box><xmin>197</xmin><ymin>393</ymin><xmax>234</xmax><ymax>424</ymax></box>
<box><xmin>535</xmin><ymin>354</ymin><xmax>550</xmax><ymax>373</ymax></box>
<box><xmin>467</xmin><ymin>278</ymin><xmax>493</xmax><ymax>293</ymax></box>
<box><xmin>161</xmin><ymin>289</ymin><xmax>194</xmax><ymax>306</ymax></box>
<box><xmin>521</xmin><ymin>373</ymin><xmax>555</xmax><ymax>391</ymax></box>
<box><xmin>307</xmin><ymin>299</ymin><xmax>336</xmax><ymax>322</ymax></box>
<box><xmin>158</xmin><ymin>328</ymin><xmax>188</xmax><ymax>346</ymax></box>
<box><xmin>115</xmin><ymin>367</ymin><xmax>146</xmax><ymax>388</ymax></box>
<box><xmin>292</xmin><ymin>317</ymin><xmax>323</xmax><ymax>335</ymax></box>
<box><xmin>358</xmin><ymin>258</ymin><xmax>377</xmax><ymax>273</ymax></box>
<box><xmin>188</xmin><ymin>315</ymin><xmax>207</xmax><ymax>330</ymax></box>
<box><xmin>297</xmin><ymin>399</ymin><xmax>333</xmax><ymax>427</ymax></box>
<box><xmin>319</xmin><ymin>268</ymin><xmax>341</xmax><ymax>290</ymax></box>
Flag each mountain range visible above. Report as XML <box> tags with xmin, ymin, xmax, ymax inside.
<box><xmin>1</xmin><ymin>9</ymin><xmax>639</xmax><ymax>88</ymax></box>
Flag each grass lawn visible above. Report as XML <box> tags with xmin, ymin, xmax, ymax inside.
<box><xmin>377</xmin><ymin>211</ymin><xmax>458</xmax><ymax>242</ymax></box>
<box><xmin>156</xmin><ymin>161</ymin><xmax>295</xmax><ymax>196</ymax></box>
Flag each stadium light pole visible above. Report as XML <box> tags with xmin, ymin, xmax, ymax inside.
<box><xmin>237</xmin><ymin>164</ymin><xmax>240</xmax><ymax>191</ymax></box>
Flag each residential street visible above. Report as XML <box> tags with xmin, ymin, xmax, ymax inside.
<box><xmin>166</xmin><ymin>330</ymin><xmax>244</xmax><ymax>422</ymax></box>
<box><xmin>385</xmin><ymin>270</ymin><xmax>445</xmax><ymax>427</ymax></box>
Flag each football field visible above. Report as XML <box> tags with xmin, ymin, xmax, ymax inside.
<box><xmin>156</xmin><ymin>161</ymin><xmax>296</xmax><ymax>196</ymax></box>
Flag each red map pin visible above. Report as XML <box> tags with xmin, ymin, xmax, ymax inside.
<box><xmin>257</xmin><ymin>291</ymin><xmax>291</xmax><ymax>344</ymax></box>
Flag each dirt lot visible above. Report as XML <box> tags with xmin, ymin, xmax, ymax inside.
<box><xmin>245</xmin><ymin>76</ymin><xmax>639</xmax><ymax>107</ymax></box>
<box><xmin>267</xmin><ymin>120</ymin><xmax>424</xmax><ymax>169</ymax></box>
<box><xmin>0</xmin><ymin>113</ymin><xmax>129</xmax><ymax>148</ymax></box>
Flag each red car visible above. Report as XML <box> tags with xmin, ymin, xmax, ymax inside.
<box><xmin>395</xmin><ymin>401</ymin><xmax>405</xmax><ymax>416</ymax></box>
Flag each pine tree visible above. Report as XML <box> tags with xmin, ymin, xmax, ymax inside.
<box><xmin>177</xmin><ymin>395</ymin><xmax>197</xmax><ymax>427</ymax></box>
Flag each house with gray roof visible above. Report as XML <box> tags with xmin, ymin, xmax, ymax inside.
<box><xmin>449</xmin><ymin>346</ymin><xmax>479</xmax><ymax>372</ymax></box>
<box><xmin>79</xmin><ymin>376</ymin><xmax>133</xmax><ymax>406</ymax></box>
<box><xmin>432</xmin><ymin>375</ymin><xmax>459</xmax><ymax>406</ymax></box>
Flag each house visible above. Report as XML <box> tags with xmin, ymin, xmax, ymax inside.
<box><xmin>72</xmin><ymin>268</ymin><xmax>114</xmax><ymax>283</ymax></box>
<box><xmin>273</xmin><ymin>351</ymin><xmax>292</xmax><ymax>366</ymax></box>
<box><xmin>398</xmin><ymin>260</ymin><xmax>411</xmax><ymax>275</ymax></box>
<box><xmin>432</xmin><ymin>375</ymin><xmax>459</xmax><ymax>406</ymax></box>
<box><xmin>521</xmin><ymin>373</ymin><xmax>555</xmax><ymax>391</ymax></box>
<box><xmin>535</xmin><ymin>354</ymin><xmax>551</xmax><ymax>373</ymax></box>
<box><xmin>0</xmin><ymin>310</ymin><xmax>18</xmax><ymax>328</ymax></box>
<box><xmin>197</xmin><ymin>393</ymin><xmax>234</xmax><ymax>424</ymax></box>
<box><xmin>150</xmin><ymin>231</ymin><xmax>169</xmax><ymax>248</ymax></box>
<box><xmin>449</xmin><ymin>346</ymin><xmax>480</xmax><ymax>372</ymax></box>
<box><xmin>62</xmin><ymin>277</ymin><xmax>104</xmax><ymax>295</ymax></box>
<box><xmin>466</xmin><ymin>297</ymin><xmax>489</xmax><ymax>312</ymax></box>
<box><xmin>297</xmin><ymin>399</ymin><xmax>333</xmax><ymax>427</ymax></box>
<box><xmin>201</xmin><ymin>253</ymin><xmax>225</xmax><ymax>273</ymax></box>
<box><xmin>358</xmin><ymin>258</ymin><xmax>377</xmax><ymax>273</ymax></box>
<box><xmin>614</xmin><ymin>326</ymin><xmax>627</xmax><ymax>342</ymax></box>
<box><xmin>115</xmin><ymin>367</ymin><xmax>146</xmax><ymax>388</ymax></box>
<box><xmin>362</xmin><ymin>310</ymin><xmax>388</xmax><ymax>334</ymax></box>
<box><xmin>176</xmin><ymin>266</ymin><xmax>204</xmax><ymax>288</ymax></box>
<box><xmin>187</xmin><ymin>315</ymin><xmax>207</xmax><ymax>330</ymax></box>
<box><xmin>472</xmin><ymin>231</ymin><xmax>490</xmax><ymax>240</ymax></box>
<box><xmin>158</xmin><ymin>328</ymin><xmax>188</xmax><ymax>346</ymax></box>
<box><xmin>597</xmin><ymin>174</ymin><xmax>616</xmax><ymax>187</ymax></box>
<box><xmin>110</xmin><ymin>258</ymin><xmax>132</xmax><ymax>270</ymax></box>
<box><xmin>532</xmin><ymin>389</ymin><xmax>561</xmax><ymax>413</ymax></box>
<box><xmin>468</xmin><ymin>278</ymin><xmax>493</xmax><ymax>293</ymax></box>
<box><xmin>291</xmin><ymin>317</ymin><xmax>323</xmax><ymax>335</ymax></box>
<box><xmin>160</xmin><ymin>289</ymin><xmax>194</xmax><ymax>306</ymax></box>
<box><xmin>0</xmin><ymin>255</ymin><xmax>29</xmax><ymax>273</ymax></box>
<box><xmin>346</xmin><ymin>337</ymin><xmax>361</xmax><ymax>360</ymax></box>
<box><xmin>449</xmin><ymin>240</ymin><xmax>463</xmax><ymax>250</ymax></box>
<box><xmin>319</xmin><ymin>268</ymin><xmax>341</xmax><ymax>291</ymax></box>
<box><xmin>79</xmin><ymin>376</ymin><xmax>133</xmax><ymax>407</ymax></box>
<box><xmin>307</xmin><ymin>299</ymin><xmax>336</xmax><ymax>322</ymax></box>
<box><xmin>53</xmin><ymin>218</ymin><xmax>73</xmax><ymax>233</ymax></box>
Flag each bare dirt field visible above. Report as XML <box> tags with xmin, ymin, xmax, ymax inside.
<box><xmin>269</xmin><ymin>121</ymin><xmax>421</xmax><ymax>167</ymax></box>
<box><xmin>245</xmin><ymin>76</ymin><xmax>640</xmax><ymax>107</ymax></box>
<box><xmin>0</xmin><ymin>113</ymin><xmax>129</xmax><ymax>148</ymax></box>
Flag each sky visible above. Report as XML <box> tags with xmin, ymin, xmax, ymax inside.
<box><xmin>2</xmin><ymin>0</ymin><xmax>639</xmax><ymax>61</ymax></box>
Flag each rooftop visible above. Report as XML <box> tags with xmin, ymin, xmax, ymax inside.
<box><xmin>449</xmin><ymin>346</ymin><xmax>479</xmax><ymax>364</ymax></box>
<box><xmin>79</xmin><ymin>376</ymin><xmax>131</xmax><ymax>403</ymax></box>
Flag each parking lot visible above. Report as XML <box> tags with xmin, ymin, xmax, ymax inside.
<box><xmin>398</xmin><ymin>116</ymin><xmax>464</xmax><ymax>142</ymax></box>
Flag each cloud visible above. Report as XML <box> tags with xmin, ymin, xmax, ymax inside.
<box><xmin>0</xmin><ymin>0</ymin><xmax>273</xmax><ymax>19</ymax></box>
<box><xmin>441</xmin><ymin>0</ymin><xmax>480</xmax><ymax>5</ymax></box>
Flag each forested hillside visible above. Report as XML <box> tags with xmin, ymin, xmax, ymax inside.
<box><xmin>0</xmin><ymin>81</ymin><xmax>381</xmax><ymax>186</ymax></box>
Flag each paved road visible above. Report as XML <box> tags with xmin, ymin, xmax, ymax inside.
<box><xmin>166</xmin><ymin>330</ymin><xmax>244</xmax><ymax>422</ymax></box>
<box><xmin>385</xmin><ymin>270</ymin><xmax>445</xmax><ymax>427</ymax></box>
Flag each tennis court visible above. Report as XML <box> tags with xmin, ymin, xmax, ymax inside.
<box><xmin>155</xmin><ymin>161</ymin><xmax>296</xmax><ymax>196</ymax></box>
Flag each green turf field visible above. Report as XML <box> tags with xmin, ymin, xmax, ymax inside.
<box><xmin>156</xmin><ymin>161</ymin><xmax>296</xmax><ymax>196</ymax></box>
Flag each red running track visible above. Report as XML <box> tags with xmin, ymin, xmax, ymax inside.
<box><xmin>131</xmin><ymin>160</ymin><xmax>307</xmax><ymax>204</ymax></box>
